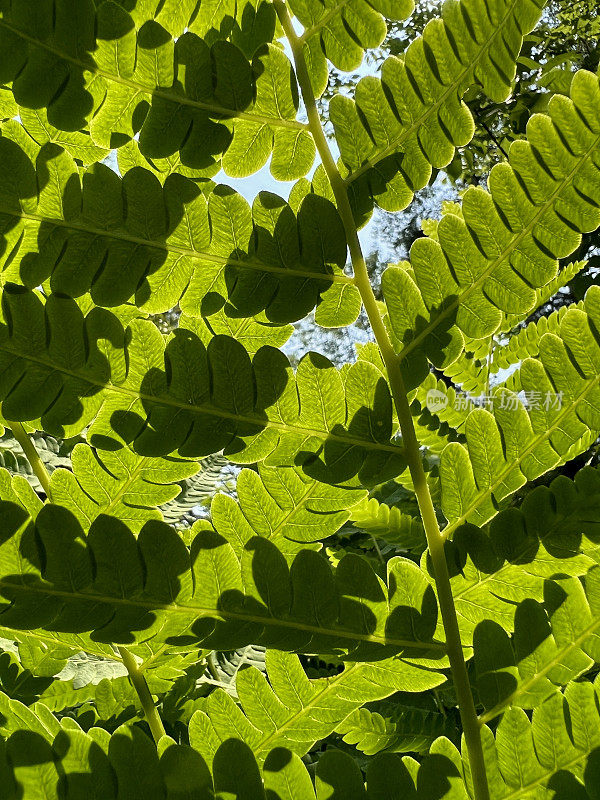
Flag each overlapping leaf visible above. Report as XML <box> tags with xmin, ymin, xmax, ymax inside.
<box><xmin>0</xmin><ymin>465</ymin><xmax>42</xmax><ymax>520</ymax></box>
<box><xmin>0</xmin><ymin>129</ymin><xmax>354</xmax><ymax>320</ymax></box>
<box><xmin>431</xmin><ymin>466</ymin><xmax>600</xmax><ymax>647</ymax></box>
<box><xmin>3</xmin><ymin>681</ymin><xmax>600</xmax><ymax>800</ymax></box>
<box><xmin>50</xmin><ymin>443</ymin><xmax>199</xmax><ymax>533</ymax></box>
<box><xmin>491</xmin><ymin>301</ymin><xmax>583</xmax><ymax>381</ymax></box>
<box><xmin>418</xmin><ymin>262</ymin><xmax>588</xmax><ymax>400</ymax></box>
<box><xmin>329</xmin><ymin>0</ymin><xmax>545</xmax><ymax>218</ymax></box>
<box><xmin>474</xmin><ymin>569</ymin><xmax>600</xmax><ymax>723</ymax></box>
<box><xmin>330</xmin><ymin>682</ymin><xmax>600</xmax><ymax>799</ymax></box>
<box><xmin>4</xmin><ymin>674</ymin><xmax>600</xmax><ymax>799</ymax></box>
<box><xmin>211</xmin><ymin>463</ymin><xmax>366</xmax><ymax>560</ymax></box>
<box><xmin>337</xmin><ymin>696</ymin><xmax>459</xmax><ymax>755</ymax></box>
<box><xmin>350</xmin><ymin>496</ymin><xmax>425</xmax><ymax>551</ymax></box>
<box><xmin>0</xmin><ymin>705</ymin><xmax>217</xmax><ymax>800</ymax></box>
<box><xmin>437</xmin><ymin>288</ymin><xmax>600</xmax><ymax>528</ymax></box>
<box><xmin>290</xmin><ymin>0</ymin><xmax>413</xmax><ymax>83</ymax></box>
<box><xmin>0</xmin><ymin>496</ymin><xmax>446</xmax><ymax>660</ymax></box>
<box><xmin>0</xmin><ymin>288</ymin><xmax>404</xmax><ymax>484</ymax></box>
<box><xmin>189</xmin><ymin>649</ymin><xmax>445</xmax><ymax>770</ymax></box>
<box><xmin>0</xmin><ymin>0</ymin><xmax>310</xmax><ymax>176</ymax></box>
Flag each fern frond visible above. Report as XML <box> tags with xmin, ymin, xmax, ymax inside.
<box><xmin>0</xmin><ymin>499</ymin><xmax>448</xmax><ymax>660</ymax></box>
<box><xmin>337</xmin><ymin>697</ymin><xmax>459</xmax><ymax>755</ymax></box>
<box><xmin>2</xmin><ymin>681</ymin><xmax>599</xmax><ymax>800</ymax></box>
<box><xmin>474</xmin><ymin>568</ymin><xmax>600</xmax><ymax>723</ymax></box>
<box><xmin>436</xmin><ymin>272</ymin><xmax>587</xmax><ymax>395</ymax></box>
<box><xmin>180</xmin><ymin>311</ymin><xmax>295</xmax><ymax>356</ymax></box>
<box><xmin>49</xmin><ymin>443</ymin><xmax>199</xmax><ymax>533</ymax></box>
<box><xmin>0</xmin><ymin>619</ymin><xmax>120</xmax><ymax>665</ymax></box>
<box><xmin>491</xmin><ymin>302</ymin><xmax>581</xmax><ymax>377</ymax></box>
<box><xmin>32</xmin><ymin>679</ymin><xmax>98</xmax><ymax>716</ymax></box>
<box><xmin>0</xmin><ymin>464</ymin><xmax>43</xmax><ymax>518</ymax></box>
<box><xmin>0</xmin><ymin>3</ymin><xmax>310</xmax><ymax>177</ymax></box>
<box><xmin>437</xmin><ymin>349</ymin><xmax>493</xmax><ymax>397</ymax></box>
<box><xmin>190</xmin><ymin>648</ymin><xmax>445</xmax><ymax>769</ymax></box>
<box><xmin>0</xmin><ymin>288</ymin><xmax>405</xmax><ymax>484</ymax></box>
<box><xmin>500</xmin><ymin>259</ymin><xmax>587</xmax><ymax>333</ymax></box>
<box><xmin>438</xmin><ymin>287</ymin><xmax>600</xmax><ymax>528</ymax></box>
<box><xmin>0</xmin><ymin>643</ymin><xmax>139</xmax><ymax>720</ymax></box>
<box><xmin>350</xmin><ymin>496</ymin><xmax>425</xmax><ymax>551</ymax></box>
<box><xmin>291</xmin><ymin>0</ymin><xmax>414</xmax><ymax>77</ymax></box>
<box><xmin>332</xmin><ymin>0</ymin><xmax>544</xmax><ymax>215</ymax></box>
<box><xmin>0</xmin><ymin>646</ymin><xmax>70</xmax><ymax>708</ymax></box>
<box><xmin>384</xmin><ymin>70</ymin><xmax>600</xmax><ymax>389</ymax></box>
<box><xmin>317</xmin><ymin>681</ymin><xmax>600</xmax><ymax>799</ymax></box>
<box><xmin>212</xmin><ymin>463</ymin><xmax>365</xmax><ymax>558</ymax></box>
<box><xmin>354</xmin><ymin>340</ymin><xmax>460</xmax><ymax>455</ymax></box>
<box><xmin>0</xmin><ymin>130</ymin><xmax>355</xmax><ymax>319</ymax></box>
<box><xmin>1</xmin><ymin>1</ymin><xmax>598</xmax><ymax>792</ymax></box>
<box><xmin>414</xmin><ymin>373</ymin><xmax>471</xmax><ymax>434</ymax></box>
<box><xmin>125</xmin><ymin>0</ymin><xmax>275</xmax><ymax>43</ymax></box>
<box><xmin>0</xmin><ymin>700</ymin><xmax>216</xmax><ymax>800</ymax></box>
<box><xmin>434</xmin><ymin>466</ymin><xmax>600</xmax><ymax>646</ymax></box>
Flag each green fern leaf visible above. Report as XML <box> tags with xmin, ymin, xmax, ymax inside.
<box><xmin>213</xmin><ymin>463</ymin><xmax>366</xmax><ymax>560</ymax></box>
<box><xmin>0</xmin><ymin>289</ymin><xmax>404</xmax><ymax>483</ymax></box>
<box><xmin>491</xmin><ymin>300</ymin><xmax>582</xmax><ymax>378</ymax></box>
<box><xmin>290</xmin><ymin>0</ymin><xmax>414</xmax><ymax>77</ymax></box>
<box><xmin>0</xmin><ymin>499</ymin><xmax>447</xmax><ymax>660</ymax></box>
<box><xmin>437</xmin><ymin>288</ymin><xmax>600</xmax><ymax>528</ymax></box>
<box><xmin>0</xmin><ymin>2</ymin><xmax>303</xmax><ymax>175</ymax></box>
<box><xmin>337</xmin><ymin>698</ymin><xmax>459</xmax><ymax>755</ymax></box>
<box><xmin>0</xmin><ymin>465</ymin><xmax>43</xmax><ymax>519</ymax></box>
<box><xmin>190</xmin><ymin>649</ymin><xmax>445</xmax><ymax>769</ymax></box>
<box><xmin>433</xmin><ymin>466</ymin><xmax>600</xmax><ymax>646</ymax></box>
<box><xmin>350</xmin><ymin>496</ymin><xmax>425</xmax><ymax>551</ymax></box>
<box><xmin>317</xmin><ymin>682</ymin><xmax>600</xmax><ymax>798</ymax></box>
<box><xmin>0</xmin><ymin>130</ymin><xmax>354</xmax><ymax>319</ymax></box>
<box><xmin>384</xmin><ymin>70</ymin><xmax>600</xmax><ymax>389</ymax></box>
<box><xmin>2</xmin><ymin>682</ymin><xmax>597</xmax><ymax>800</ymax></box>
<box><xmin>474</xmin><ymin>569</ymin><xmax>600</xmax><ymax>721</ymax></box>
<box><xmin>333</xmin><ymin>0</ymin><xmax>545</xmax><ymax>215</ymax></box>
<box><xmin>49</xmin><ymin>443</ymin><xmax>199</xmax><ymax>533</ymax></box>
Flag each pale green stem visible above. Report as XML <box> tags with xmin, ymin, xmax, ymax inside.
<box><xmin>274</xmin><ymin>4</ymin><xmax>490</xmax><ymax>798</ymax></box>
<box><xmin>9</xmin><ymin>423</ymin><xmax>52</xmax><ymax>500</ymax></box>
<box><xmin>370</xmin><ymin>534</ymin><xmax>385</xmax><ymax>565</ymax></box>
<box><xmin>118</xmin><ymin>647</ymin><xmax>166</xmax><ymax>744</ymax></box>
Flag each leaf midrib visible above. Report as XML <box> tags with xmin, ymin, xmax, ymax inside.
<box><xmin>9</xmin><ymin>209</ymin><xmax>351</xmax><ymax>287</ymax></box>
<box><xmin>0</xmin><ymin>578</ymin><xmax>446</xmax><ymax>652</ymax></box>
